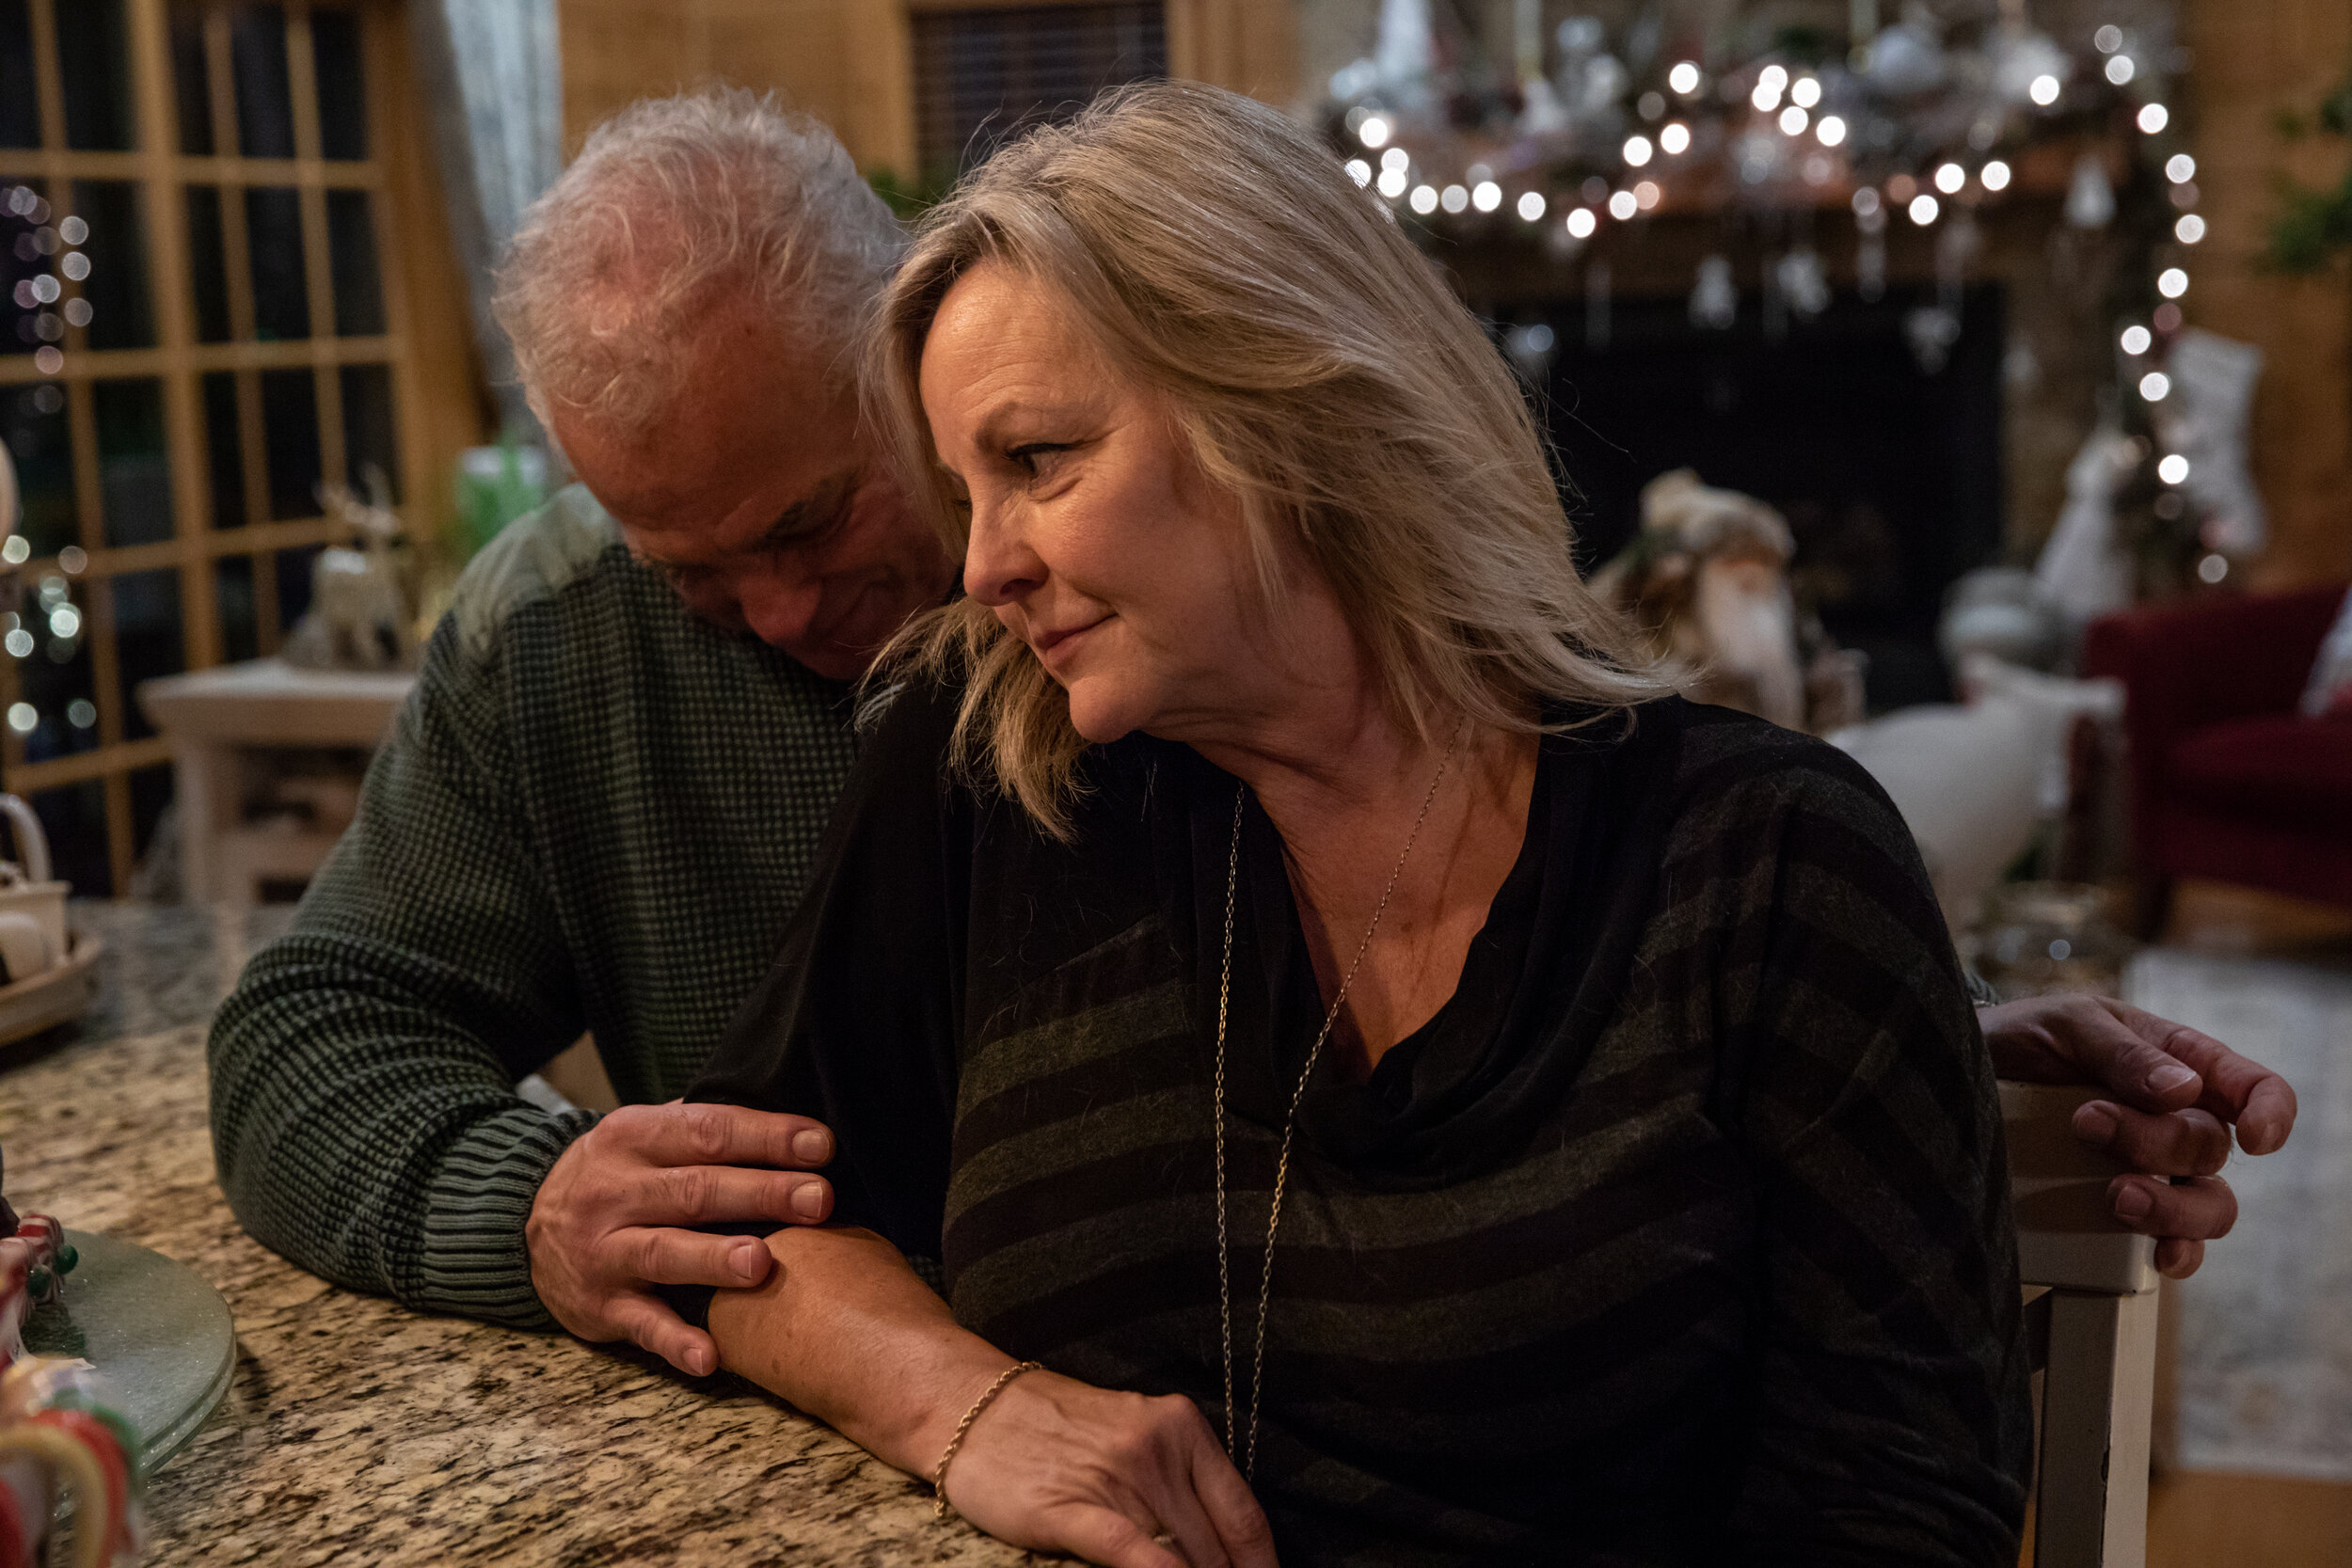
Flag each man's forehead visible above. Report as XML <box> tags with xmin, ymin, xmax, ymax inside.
<box><xmin>617</xmin><ymin>463</ymin><xmax>860</xmax><ymax>563</ymax></box>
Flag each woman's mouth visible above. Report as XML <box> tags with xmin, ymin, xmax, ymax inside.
<box><xmin>1031</xmin><ymin>617</ymin><xmax>1106</xmax><ymax>669</ymax></box>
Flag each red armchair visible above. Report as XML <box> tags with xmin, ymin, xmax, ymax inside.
<box><xmin>2082</xmin><ymin>585</ymin><xmax>2352</xmax><ymax>929</ymax></box>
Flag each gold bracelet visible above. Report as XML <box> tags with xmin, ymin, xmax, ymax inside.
<box><xmin>931</xmin><ymin>1360</ymin><xmax>1041</xmax><ymax>1522</ymax></box>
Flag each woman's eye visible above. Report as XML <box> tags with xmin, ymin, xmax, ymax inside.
<box><xmin>1009</xmin><ymin>443</ymin><xmax>1072</xmax><ymax>478</ymax></box>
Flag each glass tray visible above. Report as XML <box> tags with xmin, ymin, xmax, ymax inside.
<box><xmin>22</xmin><ymin>1230</ymin><xmax>236</xmax><ymax>1471</ymax></box>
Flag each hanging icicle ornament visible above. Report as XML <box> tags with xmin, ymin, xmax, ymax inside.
<box><xmin>1690</xmin><ymin>255</ymin><xmax>1739</xmax><ymax>329</ymax></box>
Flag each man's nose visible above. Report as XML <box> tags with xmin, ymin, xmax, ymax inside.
<box><xmin>736</xmin><ymin>565</ymin><xmax>827</xmax><ymax>651</ymax></box>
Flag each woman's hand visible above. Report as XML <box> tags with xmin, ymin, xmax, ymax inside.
<box><xmin>942</xmin><ymin>1370</ymin><xmax>1275</xmax><ymax>1568</ymax></box>
<box><xmin>708</xmin><ymin>1225</ymin><xmax>1275</xmax><ymax>1567</ymax></box>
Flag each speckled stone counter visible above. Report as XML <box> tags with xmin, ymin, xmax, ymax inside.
<box><xmin>0</xmin><ymin>903</ymin><xmax>1042</xmax><ymax>1566</ymax></box>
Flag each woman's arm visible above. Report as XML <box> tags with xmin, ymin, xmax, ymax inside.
<box><xmin>688</xmin><ymin>686</ymin><xmax>1272</xmax><ymax>1567</ymax></box>
<box><xmin>1715</xmin><ymin>744</ymin><xmax>2034</xmax><ymax>1566</ymax></box>
<box><xmin>709</xmin><ymin>1226</ymin><xmax>1274</xmax><ymax>1568</ymax></box>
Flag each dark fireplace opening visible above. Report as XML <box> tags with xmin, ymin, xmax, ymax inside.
<box><xmin>1515</xmin><ymin>282</ymin><xmax>2008</xmax><ymax>714</ymax></box>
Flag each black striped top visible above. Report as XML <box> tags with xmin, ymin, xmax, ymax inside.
<box><xmin>693</xmin><ymin>682</ymin><xmax>2031</xmax><ymax>1566</ymax></box>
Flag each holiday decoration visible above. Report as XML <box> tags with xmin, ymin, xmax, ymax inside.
<box><xmin>0</xmin><ymin>1151</ymin><xmax>143</xmax><ymax>1568</ymax></box>
<box><xmin>1320</xmin><ymin>2</ymin><xmax>2230</xmax><ymax>600</ymax></box>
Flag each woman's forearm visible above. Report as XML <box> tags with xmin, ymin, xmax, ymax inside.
<box><xmin>707</xmin><ymin>1226</ymin><xmax>1016</xmax><ymax>1479</ymax></box>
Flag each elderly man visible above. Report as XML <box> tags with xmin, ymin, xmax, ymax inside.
<box><xmin>209</xmin><ymin>90</ymin><xmax>2292</xmax><ymax>1383</ymax></box>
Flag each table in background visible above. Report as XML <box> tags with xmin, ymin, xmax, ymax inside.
<box><xmin>0</xmin><ymin>903</ymin><xmax>1035</xmax><ymax>1565</ymax></box>
<box><xmin>135</xmin><ymin>660</ymin><xmax>416</xmax><ymax>906</ymax></box>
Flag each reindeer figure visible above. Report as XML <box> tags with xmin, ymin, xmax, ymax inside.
<box><xmin>282</xmin><ymin>467</ymin><xmax>420</xmax><ymax>673</ymax></box>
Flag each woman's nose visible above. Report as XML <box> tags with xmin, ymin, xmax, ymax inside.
<box><xmin>962</xmin><ymin>499</ymin><xmax>1046</xmax><ymax>609</ymax></box>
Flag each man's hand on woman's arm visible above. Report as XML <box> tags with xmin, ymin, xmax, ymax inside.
<box><xmin>708</xmin><ymin>1226</ymin><xmax>1275</xmax><ymax>1568</ymax></box>
<box><xmin>526</xmin><ymin>1101</ymin><xmax>838</xmax><ymax>1376</ymax></box>
<box><xmin>1978</xmin><ymin>992</ymin><xmax>2298</xmax><ymax>1277</ymax></box>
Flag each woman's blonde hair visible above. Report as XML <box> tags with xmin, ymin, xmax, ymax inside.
<box><xmin>869</xmin><ymin>80</ymin><xmax>1664</xmax><ymax>835</ymax></box>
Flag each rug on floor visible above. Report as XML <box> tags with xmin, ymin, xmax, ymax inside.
<box><xmin>2126</xmin><ymin>946</ymin><xmax>2352</xmax><ymax>1481</ymax></box>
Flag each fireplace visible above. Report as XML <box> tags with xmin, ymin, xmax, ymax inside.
<box><xmin>1509</xmin><ymin>281</ymin><xmax>2009</xmax><ymax>713</ymax></box>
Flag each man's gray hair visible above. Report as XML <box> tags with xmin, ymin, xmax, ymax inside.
<box><xmin>494</xmin><ymin>88</ymin><xmax>902</xmax><ymax>430</ymax></box>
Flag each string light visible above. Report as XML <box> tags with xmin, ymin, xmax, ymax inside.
<box><xmin>1909</xmin><ymin>193</ymin><xmax>1940</xmax><ymax>225</ymax></box>
<box><xmin>2139</xmin><ymin>371</ymin><xmax>2170</xmax><ymax>401</ymax></box>
<box><xmin>1377</xmin><ymin>165</ymin><xmax>1408</xmax><ymax>198</ymax></box>
<box><xmin>1790</xmin><ymin>76</ymin><xmax>1821</xmax><ymax>109</ymax></box>
<box><xmin>1623</xmin><ymin>135</ymin><xmax>1653</xmax><ymax>166</ymax></box>
<box><xmin>1661</xmin><ymin>121</ymin><xmax>1692</xmax><ymax>154</ymax></box>
<box><xmin>2175</xmin><ymin>214</ymin><xmax>2205</xmax><ymax>244</ymax></box>
<box><xmin>2137</xmin><ymin>103</ymin><xmax>2169</xmax><ymax>134</ymax></box>
<box><xmin>2029</xmin><ymin>74</ymin><xmax>2061</xmax><ymax>105</ymax></box>
<box><xmin>2106</xmin><ymin>55</ymin><xmax>2136</xmax><ymax>86</ymax></box>
<box><xmin>2197</xmin><ymin>554</ymin><xmax>2229</xmax><ymax>584</ymax></box>
<box><xmin>2095</xmin><ymin>24</ymin><xmax>2124</xmax><ymax>53</ymax></box>
<box><xmin>1565</xmin><ymin>207</ymin><xmax>1597</xmax><ymax>238</ymax></box>
<box><xmin>1752</xmin><ymin>69</ymin><xmax>1785</xmax><ymax>113</ymax></box>
<box><xmin>1358</xmin><ymin>115</ymin><xmax>1392</xmax><ymax>149</ymax></box>
<box><xmin>1851</xmin><ymin>186</ymin><xmax>1882</xmax><ymax>217</ymax></box>
<box><xmin>2166</xmin><ymin>153</ymin><xmax>2196</xmax><ymax>183</ymax></box>
<box><xmin>1440</xmin><ymin>183</ymin><xmax>1470</xmax><ymax>214</ymax></box>
<box><xmin>1816</xmin><ymin>115</ymin><xmax>1847</xmax><ymax>147</ymax></box>
<box><xmin>2157</xmin><ymin>266</ymin><xmax>2189</xmax><ymax>298</ymax></box>
<box><xmin>57</xmin><ymin>215</ymin><xmax>85</xmax><ymax>245</ymax></box>
<box><xmin>2121</xmin><ymin>325</ymin><xmax>2153</xmax><ymax>355</ymax></box>
<box><xmin>1344</xmin><ymin>159</ymin><xmax>1372</xmax><ymax>187</ymax></box>
<box><xmin>1517</xmin><ymin>190</ymin><xmax>1546</xmax><ymax>221</ymax></box>
<box><xmin>1471</xmin><ymin>180</ymin><xmax>1502</xmax><ymax>213</ymax></box>
<box><xmin>2156</xmin><ymin>453</ymin><xmax>2191</xmax><ymax>484</ymax></box>
<box><xmin>1981</xmin><ymin>160</ymin><xmax>2011</xmax><ymax>191</ymax></box>
<box><xmin>1934</xmin><ymin>162</ymin><xmax>1964</xmax><ymax>194</ymax></box>
<box><xmin>6</xmin><ymin>705</ymin><xmax>34</xmax><ymax>735</ymax></box>
<box><xmin>1608</xmin><ymin>189</ymin><xmax>1639</xmax><ymax>220</ymax></box>
<box><xmin>1668</xmin><ymin>61</ymin><xmax>1702</xmax><ymax>96</ymax></box>
<box><xmin>1777</xmin><ymin>105</ymin><xmax>1805</xmax><ymax>135</ymax></box>
<box><xmin>1633</xmin><ymin>181</ymin><xmax>1661</xmax><ymax>210</ymax></box>
<box><xmin>1409</xmin><ymin>184</ymin><xmax>1438</xmax><ymax>214</ymax></box>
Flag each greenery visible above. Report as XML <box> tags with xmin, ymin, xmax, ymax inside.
<box><xmin>2265</xmin><ymin>67</ymin><xmax>2352</xmax><ymax>272</ymax></box>
<box><xmin>449</xmin><ymin>440</ymin><xmax>547</xmax><ymax>563</ymax></box>
<box><xmin>866</xmin><ymin>166</ymin><xmax>956</xmax><ymax>222</ymax></box>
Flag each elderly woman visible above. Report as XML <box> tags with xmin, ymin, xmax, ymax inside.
<box><xmin>690</xmin><ymin>83</ymin><xmax>2028</xmax><ymax>1566</ymax></box>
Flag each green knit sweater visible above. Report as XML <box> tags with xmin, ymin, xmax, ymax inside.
<box><xmin>207</xmin><ymin>486</ymin><xmax>858</xmax><ymax>1328</ymax></box>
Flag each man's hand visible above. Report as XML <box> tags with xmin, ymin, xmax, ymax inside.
<box><xmin>1979</xmin><ymin>992</ymin><xmax>2297</xmax><ymax>1278</ymax></box>
<box><xmin>527</xmin><ymin>1101</ymin><xmax>836</xmax><ymax>1375</ymax></box>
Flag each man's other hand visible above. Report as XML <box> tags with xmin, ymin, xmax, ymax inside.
<box><xmin>1979</xmin><ymin>992</ymin><xmax>2297</xmax><ymax>1278</ymax></box>
<box><xmin>527</xmin><ymin>1101</ymin><xmax>836</xmax><ymax>1374</ymax></box>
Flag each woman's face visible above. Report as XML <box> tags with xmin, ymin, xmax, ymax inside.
<box><xmin>920</xmin><ymin>261</ymin><xmax>1343</xmax><ymax>747</ymax></box>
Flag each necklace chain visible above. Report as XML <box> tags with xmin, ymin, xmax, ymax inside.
<box><xmin>1212</xmin><ymin>721</ymin><xmax>1466</xmax><ymax>1478</ymax></box>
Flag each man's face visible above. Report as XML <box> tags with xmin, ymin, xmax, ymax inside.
<box><xmin>549</xmin><ymin>308</ymin><xmax>955</xmax><ymax>681</ymax></box>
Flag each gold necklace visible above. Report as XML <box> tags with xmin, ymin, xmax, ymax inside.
<box><xmin>1210</xmin><ymin>721</ymin><xmax>1465</xmax><ymax>1478</ymax></box>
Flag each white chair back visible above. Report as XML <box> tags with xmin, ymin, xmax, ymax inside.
<box><xmin>2003</xmin><ymin>1080</ymin><xmax>2162</xmax><ymax>1568</ymax></box>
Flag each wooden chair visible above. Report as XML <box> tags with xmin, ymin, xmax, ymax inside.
<box><xmin>2004</xmin><ymin>1081</ymin><xmax>2163</xmax><ymax>1567</ymax></box>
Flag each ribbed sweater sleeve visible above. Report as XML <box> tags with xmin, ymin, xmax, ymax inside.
<box><xmin>208</xmin><ymin>610</ymin><xmax>593</xmax><ymax>1329</ymax></box>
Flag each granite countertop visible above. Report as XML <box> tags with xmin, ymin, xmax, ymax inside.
<box><xmin>0</xmin><ymin>903</ymin><xmax>1041</xmax><ymax>1565</ymax></box>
